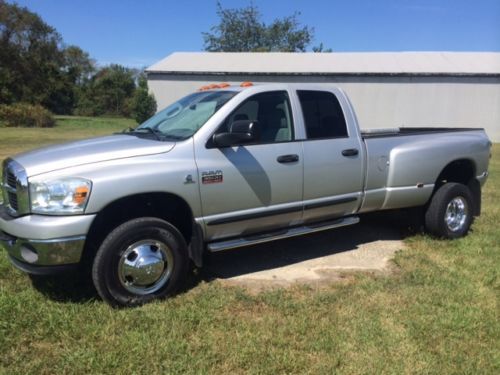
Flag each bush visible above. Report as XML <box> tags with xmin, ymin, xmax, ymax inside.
<box><xmin>0</xmin><ymin>103</ymin><xmax>55</xmax><ymax>128</ymax></box>
<box><xmin>132</xmin><ymin>75</ymin><xmax>157</xmax><ymax>124</ymax></box>
<box><xmin>121</xmin><ymin>96</ymin><xmax>134</xmax><ymax>118</ymax></box>
<box><xmin>74</xmin><ymin>96</ymin><xmax>99</xmax><ymax>117</ymax></box>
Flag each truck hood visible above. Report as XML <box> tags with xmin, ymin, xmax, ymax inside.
<box><xmin>13</xmin><ymin>135</ymin><xmax>176</xmax><ymax>177</ymax></box>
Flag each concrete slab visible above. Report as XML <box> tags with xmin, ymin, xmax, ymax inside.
<box><xmin>204</xmin><ymin>212</ymin><xmax>412</xmax><ymax>289</ymax></box>
<box><xmin>227</xmin><ymin>240</ymin><xmax>402</xmax><ymax>283</ymax></box>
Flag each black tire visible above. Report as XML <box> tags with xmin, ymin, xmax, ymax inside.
<box><xmin>425</xmin><ymin>182</ymin><xmax>474</xmax><ymax>239</ymax></box>
<box><xmin>92</xmin><ymin>217</ymin><xmax>189</xmax><ymax>307</ymax></box>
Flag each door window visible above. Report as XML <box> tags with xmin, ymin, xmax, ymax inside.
<box><xmin>297</xmin><ymin>90</ymin><xmax>348</xmax><ymax>139</ymax></box>
<box><xmin>218</xmin><ymin>91</ymin><xmax>294</xmax><ymax>144</ymax></box>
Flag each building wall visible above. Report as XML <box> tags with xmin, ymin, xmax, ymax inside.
<box><xmin>148</xmin><ymin>74</ymin><xmax>500</xmax><ymax>141</ymax></box>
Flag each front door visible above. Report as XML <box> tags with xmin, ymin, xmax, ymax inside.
<box><xmin>195</xmin><ymin>91</ymin><xmax>303</xmax><ymax>241</ymax></box>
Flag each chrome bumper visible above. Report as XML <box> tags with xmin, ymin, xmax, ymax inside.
<box><xmin>0</xmin><ymin>231</ymin><xmax>85</xmax><ymax>267</ymax></box>
<box><xmin>0</xmin><ymin>205</ymin><xmax>95</xmax><ymax>272</ymax></box>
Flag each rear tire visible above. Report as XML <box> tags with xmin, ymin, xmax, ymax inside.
<box><xmin>92</xmin><ymin>217</ymin><xmax>189</xmax><ymax>307</ymax></box>
<box><xmin>425</xmin><ymin>183</ymin><xmax>474</xmax><ymax>239</ymax></box>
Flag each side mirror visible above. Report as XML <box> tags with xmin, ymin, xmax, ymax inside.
<box><xmin>212</xmin><ymin>120</ymin><xmax>260</xmax><ymax>147</ymax></box>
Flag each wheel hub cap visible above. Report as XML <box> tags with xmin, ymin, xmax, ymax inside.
<box><xmin>445</xmin><ymin>196</ymin><xmax>468</xmax><ymax>232</ymax></box>
<box><xmin>124</xmin><ymin>253</ymin><xmax>165</xmax><ymax>286</ymax></box>
<box><xmin>118</xmin><ymin>240</ymin><xmax>174</xmax><ymax>295</ymax></box>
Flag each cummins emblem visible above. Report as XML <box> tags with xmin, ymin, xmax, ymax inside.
<box><xmin>202</xmin><ymin>170</ymin><xmax>223</xmax><ymax>184</ymax></box>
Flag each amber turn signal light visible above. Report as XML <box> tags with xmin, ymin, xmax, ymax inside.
<box><xmin>73</xmin><ymin>186</ymin><xmax>89</xmax><ymax>205</ymax></box>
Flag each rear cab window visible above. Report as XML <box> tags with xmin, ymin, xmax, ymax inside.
<box><xmin>297</xmin><ymin>90</ymin><xmax>348</xmax><ymax>139</ymax></box>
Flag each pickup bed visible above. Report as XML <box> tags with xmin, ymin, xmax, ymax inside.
<box><xmin>0</xmin><ymin>83</ymin><xmax>491</xmax><ymax>306</ymax></box>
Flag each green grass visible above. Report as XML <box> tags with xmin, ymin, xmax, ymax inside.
<box><xmin>0</xmin><ymin>115</ymin><xmax>135</xmax><ymax>163</ymax></box>
<box><xmin>0</xmin><ymin>119</ymin><xmax>498</xmax><ymax>373</ymax></box>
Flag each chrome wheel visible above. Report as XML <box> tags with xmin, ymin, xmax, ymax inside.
<box><xmin>118</xmin><ymin>239</ymin><xmax>174</xmax><ymax>295</ymax></box>
<box><xmin>445</xmin><ymin>196</ymin><xmax>468</xmax><ymax>232</ymax></box>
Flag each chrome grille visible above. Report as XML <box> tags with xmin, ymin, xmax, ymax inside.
<box><xmin>7</xmin><ymin>170</ymin><xmax>17</xmax><ymax>188</ymax></box>
<box><xmin>7</xmin><ymin>191</ymin><xmax>18</xmax><ymax>210</ymax></box>
<box><xmin>2</xmin><ymin>159</ymin><xmax>29</xmax><ymax>216</ymax></box>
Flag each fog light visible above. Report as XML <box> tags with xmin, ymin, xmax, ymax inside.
<box><xmin>20</xmin><ymin>245</ymin><xmax>38</xmax><ymax>263</ymax></box>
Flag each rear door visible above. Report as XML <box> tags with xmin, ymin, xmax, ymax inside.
<box><xmin>195</xmin><ymin>90</ymin><xmax>303</xmax><ymax>241</ymax></box>
<box><xmin>296</xmin><ymin>89</ymin><xmax>364</xmax><ymax>222</ymax></box>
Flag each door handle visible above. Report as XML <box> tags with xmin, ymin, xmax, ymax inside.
<box><xmin>277</xmin><ymin>154</ymin><xmax>299</xmax><ymax>163</ymax></box>
<box><xmin>341</xmin><ymin>148</ymin><xmax>359</xmax><ymax>157</ymax></box>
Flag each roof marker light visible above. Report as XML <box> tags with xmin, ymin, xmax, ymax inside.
<box><xmin>240</xmin><ymin>81</ymin><xmax>253</xmax><ymax>87</ymax></box>
<box><xmin>199</xmin><ymin>82</ymin><xmax>233</xmax><ymax>91</ymax></box>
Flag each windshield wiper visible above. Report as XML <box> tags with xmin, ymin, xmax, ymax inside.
<box><xmin>119</xmin><ymin>127</ymin><xmax>162</xmax><ymax>141</ymax></box>
<box><xmin>134</xmin><ymin>127</ymin><xmax>162</xmax><ymax>140</ymax></box>
<box><xmin>117</xmin><ymin>127</ymin><xmax>185</xmax><ymax>141</ymax></box>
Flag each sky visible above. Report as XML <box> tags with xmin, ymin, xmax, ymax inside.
<box><xmin>12</xmin><ymin>0</ymin><xmax>500</xmax><ymax>68</ymax></box>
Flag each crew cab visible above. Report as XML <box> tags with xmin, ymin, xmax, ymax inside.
<box><xmin>0</xmin><ymin>83</ymin><xmax>491</xmax><ymax>306</ymax></box>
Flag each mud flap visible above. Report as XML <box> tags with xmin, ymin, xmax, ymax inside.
<box><xmin>188</xmin><ymin>222</ymin><xmax>204</xmax><ymax>268</ymax></box>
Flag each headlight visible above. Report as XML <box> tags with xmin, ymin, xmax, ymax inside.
<box><xmin>29</xmin><ymin>177</ymin><xmax>91</xmax><ymax>215</ymax></box>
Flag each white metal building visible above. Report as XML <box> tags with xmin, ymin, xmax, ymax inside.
<box><xmin>146</xmin><ymin>52</ymin><xmax>500</xmax><ymax>141</ymax></box>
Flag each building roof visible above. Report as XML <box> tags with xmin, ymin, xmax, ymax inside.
<box><xmin>147</xmin><ymin>52</ymin><xmax>500</xmax><ymax>77</ymax></box>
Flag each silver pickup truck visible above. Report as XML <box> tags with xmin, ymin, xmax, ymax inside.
<box><xmin>0</xmin><ymin>83</ymin><xmax>491</xmax><ymax>306</ymax></box>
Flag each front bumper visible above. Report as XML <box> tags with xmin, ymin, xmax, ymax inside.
<box><xmin>0</xmin><ymin>205</ymin><xmax>95</xmax><ymax>273</ymax></box>
<box><xmin>8</xmin><ymin>254</ymin><xmax>80</xmax><ymax>275</ymax></box>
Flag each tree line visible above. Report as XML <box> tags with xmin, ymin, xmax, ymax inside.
<box><xmin>0</xmin><ymin>0</ymin><xmax>156</xmax><ymax>123</ymax></box>
<box><xmin>1</xmin><ymin>1</ymin><xmax>328</xmax><ymax>126</ymax></box>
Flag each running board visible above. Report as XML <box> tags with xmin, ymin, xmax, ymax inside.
<box><xmin>207</xmin><ymin>216</ymin><xmax>360</xmax><ymax>253</ymax></box>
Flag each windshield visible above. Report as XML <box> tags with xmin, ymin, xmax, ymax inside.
<box><xmin>136</xmin><ymin>91</ymin><xmax>236</xmax><ymax>140</ymax></box>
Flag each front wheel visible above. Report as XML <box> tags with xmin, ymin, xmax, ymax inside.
<box><xmin>92</xmin><ymin>217</ymin><xmax>189</xmax><ymax>307</ymax></box>
<box><xmin>425</xmin><ymin>182</ymin><xmax>474</xmax><ymax>239</ymax></box>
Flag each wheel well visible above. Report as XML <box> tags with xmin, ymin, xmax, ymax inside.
<box><xmin>435</xmin><ymin>159</ymin><xmax>475</xmax><ymax>188</ymax></box>
<box><xmin>433</xmin><ymin>159</ymin><xmax>481</xmax><ymax>215</ymax></box>
<box><xmin>83</xmin><ymin>193</ymin><xmax>194</xmax><ymax>264</ymax></box>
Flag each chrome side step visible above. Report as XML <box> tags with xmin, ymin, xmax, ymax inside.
<box><xmin>207</xmin><ymin>216</ymin><xmax>360</xmax><ymax>252</ymax></box>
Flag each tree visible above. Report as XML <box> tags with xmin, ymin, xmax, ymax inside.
<box><xmin>312</xmin><ymin>43</ymin><xmax>333</xmax><ymax>53</ymax></box>
<box><xmin>132</xmin><ymin>74</ymin><xmax>157</xmax><ymax>124</ymax></box>
<box><xmin>0</xmin><ymin>1</ymin><xmax>95</xmax><ymax>114</ymax></box>
<box><xmin>0</xmin><ymin>1</ymin><xmax>62</xmax><ymax>106</ymax></box>
<box><xmin>76</xmin><ymin>64</ymin><xmax>136</xmax><ymax>116</ymax></box>
<box><xmin>63</xmin><ymin>45</ymin><xmax>96</xmax><ymax>85</ymax></box>
<box><xmin>203</xmin><ymin>2</ymin><xmax>314</xmax><ymax>52</ymax></box>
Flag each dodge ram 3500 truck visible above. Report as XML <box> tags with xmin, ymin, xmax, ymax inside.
<box><xmin>0</xmin><ymin>83</ymin><xmax>491</xmax><ymax>306</ymax></box>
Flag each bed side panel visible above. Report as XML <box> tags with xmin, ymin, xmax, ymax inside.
<box><xmin>360</xmin><ymin>130</ymin><xmax>490</xmax><ymax>212</ymax></box>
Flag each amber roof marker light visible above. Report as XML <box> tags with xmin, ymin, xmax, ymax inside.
<box><xmin>198</xmin><ymin>82</ymin><xmax>253</xmax><ymax>91</ymax></box>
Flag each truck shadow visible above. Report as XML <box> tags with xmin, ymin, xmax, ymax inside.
<box><xmin>202</xmin><ymin>209</ymin><xmax>423</xmax><ymax>281</ymax></box>
<box><xmin>29</xmin><ymin>270</ymin><xmax>98</xmax><ymax>304</ymax></box>
<box><xmin>29</xmin><ymin>209</ymin><xmax>423</xmax><ymax>304</ymax></box>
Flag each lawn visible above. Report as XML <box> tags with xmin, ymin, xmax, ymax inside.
<box><xmin>0</xmin><ymin>118</ymin><xmax>498</xmax><ymax>374</ymax></box>
<box><xmin>0</xmin><ymin>116</ymin><xmax>135</xmax><ymax>164</ymax></box>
